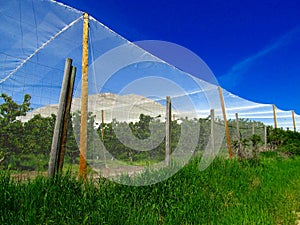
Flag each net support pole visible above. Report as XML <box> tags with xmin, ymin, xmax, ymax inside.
<box><xmin>218</xmin><ymin>87</ymin><xmax>233</xmax><ymax>159</ymax></box>
<box><xmin>101</xmin><ymin>110</ymin><xmax>105</xmax><ymax>140</ymax></box>
<box><xmin>272</xmin><ymin>104</ymin><xmax>278</xmax><ymax>129</ymax></box>
<box><xmin>210</xmin><ymin>109</ymin><xmax>215</xmax><ymax>156</ymax></box>
<box><xmin>292</xmin><ymin>110</ymin><xmax>296</xmax><ymax>132</ymax></box>
<box><xmin>58</xmin><ymin>66</ymin><xmax>76</xmax><ymax>172</ymax></box>
<box><xmin>165</xmin><ymin>96</ymin><xmax>171</xmax><ymax>166</ymax></box>
<box><xmin>264</xmin><ymin>125</ymin><xmax>267</xmax><ymax>150</ymax></box>
<box><xmin>48</xmin><ymin>58</ymin><xmax>73</xmax><ymax>177</ymax></box>
<box><xmin>79</xmin><ymin>13</ymin><xmax>89</xmax><ymax>180</ymax></box>
<box><xmin>235</xmin><ymin>113</ymin><xmax>240</xmax><ymax>141</ymax></box>
<box><xmin>235</xmin><ymin>113</ymin><xmax>241</xmax><ymax>156</ymax></box>
<box><xmin>101</xmin><ymin>109</ymin><xmax>108</xmax><ymax>168</ymax></box>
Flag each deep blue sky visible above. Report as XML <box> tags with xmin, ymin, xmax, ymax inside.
<box><xmin>58</xmin><ymin>0</ymin><xmax>300</xmax><ymax>113</ymax></box>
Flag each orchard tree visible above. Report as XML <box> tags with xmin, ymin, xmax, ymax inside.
<box><xmin>23</xmin><ymin>114</ymin><xmax>56</xmax><ymax>156</ymax></box>
<box><xmin>0</xmin><ymin>93</ymin><xmax>31</xmax><ymax>124</ymax></box>
<box><xmin>0</xmin><ymin>93</ymin><xmax>32</xmax><ymax>165</ymax></box>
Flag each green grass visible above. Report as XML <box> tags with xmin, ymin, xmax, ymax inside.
<box><xmin>0</xmin><ymin>155</ymin><xmax>300</xmax><ymax>224</ymax></box>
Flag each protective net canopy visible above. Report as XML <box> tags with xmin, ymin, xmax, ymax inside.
<box><xmin>0</xmin><ymin>0</ymin><xmax>299</xmax><ymax>183</ymax></box>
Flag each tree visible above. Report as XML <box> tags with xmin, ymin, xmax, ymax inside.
<box><xmin>0</xmin><ymin>93</ymin><xmax>31</xmax><ymax>124</ymax></box>
<box><xmin>0</xmin><ymin>93</ymin><xmax>32</xmax><ymax>166</ymax></box>
<box><xmin>23</xmin><ymin>114</ymin><xmax>56</xmax><ymax>155</ymax></box>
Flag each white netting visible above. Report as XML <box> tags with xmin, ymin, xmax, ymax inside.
<box><xmin>0</xmin><ymin>0</ymin><xmax>299</xmax><ymax>180</ymax></box>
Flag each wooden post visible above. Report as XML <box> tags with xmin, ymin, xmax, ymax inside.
<box><xmin>218</xmin><ymin>87</ymin><xmax>232</xmax><ymax>159</ymax></box>
<box><xmin>264</xmin><ymin>125</ymin><xmax>267</xmax><ymax>150</ymax></box>
<box><xmin>210</xmin><ymin>109</ymin><xmax>215</xmax><ymax>156</ymax></box>
<box><xmin>79</xmin><ymin>13</ymin><xmax>89</xmax><ymax>180</ymax></box>
<box><xmin>292</xmin><ymin>110</ymin><xmax>296</xmax><ymax>132</ymax></box>
<box><xmin>48</xmin><ymin>58</ymin><xmax>73</xmax><ymax>177</ymax></box>
<box><xmin>235</xmin><ymin>113</ymin><xmax>241</xmax><ymax>156</ymax></box>
<box><xmin>101</xmin><ymin>109</ymin><xmax>107</xmax><ymax>168</ymax></box>
<box><xmin>272</xmin><ymin>104</ymin><xmax>278</xmax><ymax>129</ymax></box>
<box><xmin>101</xmin><ymin>110</ymin><xmax>105</xmax><ymax>140</ymax></box>
<box><xmin>252</xmin><ymin>122</ymin><xmax>255</xmax><ymax>135</ymax></box>
<box><xmin>165</xmin><ymin>96</ymin><xmax>171</xmax><ymax>166</ymax></box>
<box><xmin>235</xmin><ymin>113</ymin><xmax>240</xmax><ymax>142</ymax></box>
<box><xmin>58</xmin><ymin>66</ymin><xmax>76</xmax><ymax>172</ymax></box>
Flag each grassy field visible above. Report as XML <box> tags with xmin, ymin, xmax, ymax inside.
<box><xmin>0</xmin><ymin>154</ymin><xmax>300</xmax><ymax>224</ymax></box>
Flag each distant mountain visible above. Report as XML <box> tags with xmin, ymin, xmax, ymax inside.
<box><xmin>18</xmin><ymin>93</ymin><xmax>167</xmax><ymax>124</ymax></box>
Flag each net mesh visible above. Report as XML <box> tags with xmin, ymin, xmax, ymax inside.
<box><xmin>0</xmin><ymin>0</ymin><xmax>298</xmax><ymax>178</ymax></box>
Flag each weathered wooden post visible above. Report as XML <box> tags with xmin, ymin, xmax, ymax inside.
<box><xmin>272</xmin><ymin>104</ymin><xmax>278</xmax><ymax>129</ymax></box>
<box><xmin>165</xmin><ymin>96</ymin><xmax>171</xmax><ymax>166</ymax></box>
<box><xmin>235</xmin><ymin>113</ymin><xmax>240</xmax><ymax>142</ymax></box>
<box><xmin>58</xmin><ymin>66</ymin><xmax>76</xmax><ymax>172</ymax></box>
<box><xmin>49</xmin><ymin>58</ymin><xmax>73</xmax><ymax>177</ymax></box>
<box><xmin>235</xmin><ymin>113</ymin><xmax>242</xmax><ymax>157</ymax></box>
<box><xmin>264</xmin><ymin>125</ymin><xmax>267</xmax><ymax>150</ymax></box>
<box><xmin>101</xmin><ymin>109</ymin><xmax>108</xmax><ymax>168</ymax></box>
<box><xmin>292</xmin><ymin>110</ymin><xmax>296</xmax><ymax>132</ymax></box>
<box><xmin>210</xmin><ymin>109</ymin><xmax>215</xmax><ymax>156</ymax></box>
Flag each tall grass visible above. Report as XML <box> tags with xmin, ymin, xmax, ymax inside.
<box><xmin>0</xmin><ymin>156</ymin><xmax>299</xmax><ymax>224</ymax></box>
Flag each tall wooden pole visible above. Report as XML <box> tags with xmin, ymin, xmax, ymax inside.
<box><xmin>235</xmin><ymin>113</ymin><xmax>240</xmax><ymax>142</ymax></box>
<box><xmin>264</xmin><ymin>125</ymin><xmax>267</xmax><ymax>150</ymax></box>
<box><xmin>79</xmin><ymin>13</ymin><xmax>89</xmax><ymax>180</ymax></box>
<box><xmin>218</xmin><ymin>87</ymin><xmax>232</xmax><ymax>159</ymax></box>
<box><xmin>165</xmin><ymin>96</ymin><xmax>171</xmax><ymax>166</ymax></box>
<box><xmin>101</xmin><ymin>109</ymin><xmax>107</xmax><ymax>168</ymax></box>
<box><xmin>235</xmin><ymin>113</ymin><xmax>241</xmax><ymax>156</ymax></box>
<box><xmin>58</xmin><ymin>66</ymin><xmax>76</xmax><ymax>172</ymax></box>
<box><xmin>272</xmin><ymin>104</ymin><xmax>278</xmax><ymax>129</ymax></box>
<box><xmin>210</xmin><ymin>109</ymin><xmax>215</xmax><ymax>156</ymax></box>
<box><xmin>292</xmin><ymin>110</ymin><xmax>296</xmax><ymax>132</ymax></box>
<box><xmin>101</xmin><ymin>110</ymin><xmax>105</xmax><ymax>140</ymax></box>
<box><xmin>49</xmin><ymin>58</ymin><xmax>72</xmax><ymax>177</ymax></box>
<box><xmin>57</xmin><ymin>66</ymin><xmax>76</xmax><ymax>172</ymax></box>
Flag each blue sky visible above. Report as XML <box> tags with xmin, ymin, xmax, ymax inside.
<box><xmin>58</xmin><ymin>0</ymin><xmax>300</xmax><ymax>113</ymax></box>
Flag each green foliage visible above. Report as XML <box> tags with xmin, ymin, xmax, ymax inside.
<box><xmin>0</xmin><ymin>93</ymin><xmax>31</xmax><ymax>124</ymax></box>
<box><xmin>97</xmin><ymin>115</ymin><xmax>168</xmax><ymax>163</ymax></box>
<box><xmin>23</xmin><ymin>114</ymin><xmax>56</xmax><ymax>155</ymax></box>
<box><xmin>1</xmin><ymin>93</ymin><xmax>300</xmax><ymax>172</ymax></box>
<box><xmin>0</xmin><ymin>93</ymin><xmax>79</xmax><ymax>169</ymax></box>
<box><xmin>95</xmin><ymin>114</ymin><xmax>204</xmax><ymax>164</ymax></box>
<box><xmin>268</xmin><ymin>127</ymin><xmax>300</xmax><ymax>156</ymax></box>
<box><xmin>0</xmin><ymin>157</ymin><xmax>299</xmax><ymax>224</ymax></box>
<box><xmin>232</xmin><ymin>133</ymin><xmax>263</xmax><ymax>159</ymax></box>
<box><xmin>0</xmin><ymin>93</ymin><xmax>32</xmax><ymax>166</ymax></box>
<box><xmin>1</xmin><ymin>94</ymin><xmax>300</xmax><ymax>224</ymax></box>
